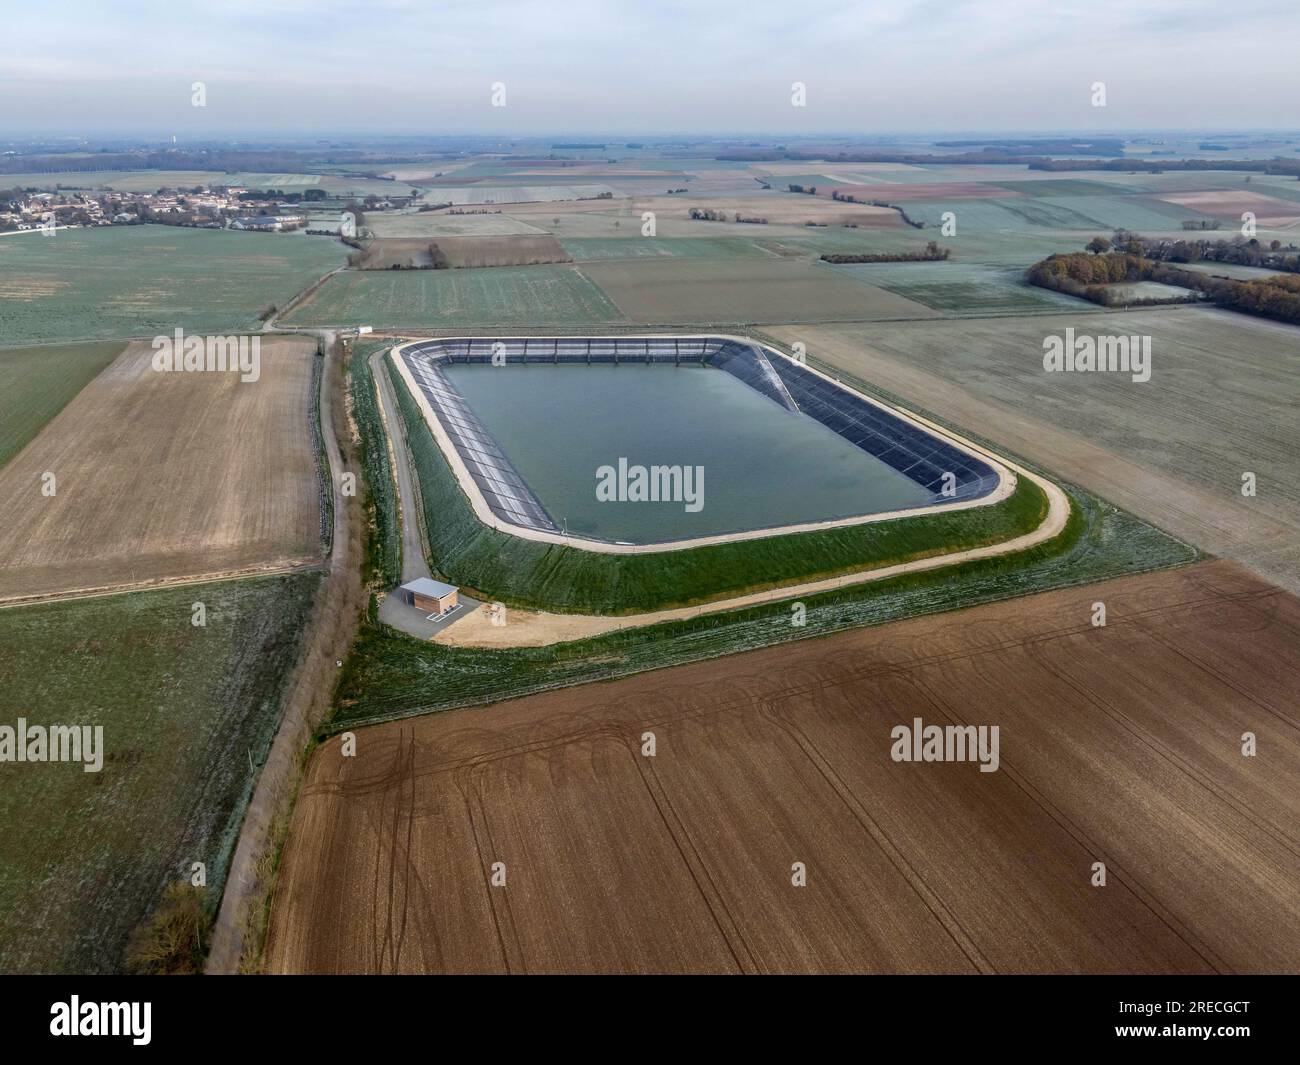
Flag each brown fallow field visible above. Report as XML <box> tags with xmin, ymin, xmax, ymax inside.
<box><xmin>632</xmin><ymin>193</ymin><xmax>905</xmax><ymax>227</ymax></box>
<box><xmin>354</xmin><ymin>239</ymin><xmax>436</xmax><ymax>270</ymax></box>
<box><xmin>357</xmin><ymin>235</ymin><xmax>571</xmax><ymax>270</ymax></box>
<box><xmin>0</xmin><ymin>335</ymin><xmax>322</xmax><ymax>602</ymax></box>
<box><xmin>1156</xmin><ymin>190</ymin><xmax>1300</xmax><ymax>229</ymax></box>
<box><xmin>267</xmin><ymin>560</ymin><xmax>1300</xmax><ymax>974</ymax></box>
<box><xmin>430</xmin><ymin>235</ymin><xmax>572</xmax><ymax>268</ymax></box>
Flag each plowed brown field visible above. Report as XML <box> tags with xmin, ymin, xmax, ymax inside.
<box><xmin>0</xmin><ymin>335</ymin><xmax>322</xmax><ymax>601</ymax></box>
<box><xmin>267</xmin><ymin>560</ymin><xmax>1300</xmax><ymax>974</ymax></box>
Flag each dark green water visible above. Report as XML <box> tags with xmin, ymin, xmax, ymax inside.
<box><xmin>444</xmin><ymin>363</ymin><xmax>932</xmax><ymax>543</ymax></box>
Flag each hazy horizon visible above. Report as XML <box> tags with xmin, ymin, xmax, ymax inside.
<box><xmin>6</xmin><ymin>127</ymin><xmax>1299</xmax><ymax>145</ymax></box>
<box><xmin>6</xmin><ymin>0</ymin><xmax>1298</xmax><ymax>137</ymax></box>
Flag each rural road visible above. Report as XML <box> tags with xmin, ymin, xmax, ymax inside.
<box><xmin>370</xmin><ymin>346</ymin><xmax>486</xmax><ymax>638</ymax></box>
<box><xmin>206</xmin><ymin>328</ymin><xmax>365</xmax><ymax>973</ymax></box>
<box><xmin>262</xmin><ymin>264</ymin><xmax>347</xmax><ymax>331</ymax></box>
<box><xmin>370</xmin><ymin>348</ymin><xmax>429</xmax><ymax>584</ymax></box>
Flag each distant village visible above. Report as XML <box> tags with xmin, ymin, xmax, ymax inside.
<box><xmin>0</xmin><ymin>183</ymin><xmax>367</xmax><ymax>234</ymax></box>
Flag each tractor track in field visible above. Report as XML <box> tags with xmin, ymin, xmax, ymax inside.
<box><xmin>265</xmin><ymin>560</ymin><xmax>1300</xmax><ymax>974</ymax></box>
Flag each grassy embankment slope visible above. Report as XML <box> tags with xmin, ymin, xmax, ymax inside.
<box><xmin>388</xmin><ymin>356</ymin><xmax>1050</xmax><ymax>615</ymax></box>
<box><xmin>326</xmin><ymin>357</ymin><xmax>1195</xmax><ymax>730</ymax></box>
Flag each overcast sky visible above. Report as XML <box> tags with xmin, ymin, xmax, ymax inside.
<box><xmin>4</xmin><ymin>0</ymin><xmax>1297</xmax><ymax>137</ymax></box>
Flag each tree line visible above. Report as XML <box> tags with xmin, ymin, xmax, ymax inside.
<box><xmin>715</xmin><ymin>150</ymin><xmax>1300</xmax><ymax>179</ymax></box>
<box><xmin>1027</xmin><ymin>241</ymin><xmax>1300</xmax><ymax>324</ymax></box>
<box><xmin>688</xmin><ymin>207</ymin><xmax>768</xmax><ymax>223</ymax></box>
<box><xmin>1108</xmin><ymin>230</ymin><xmax>1300</xmax><ymax>273</ymax></box>
<box><xmin>821</xmin><ymin>241</ymin><xmax>950</xmax><ymax>263</ymax></box>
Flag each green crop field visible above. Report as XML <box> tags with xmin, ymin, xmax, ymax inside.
<box><xmin>831</xmin><ymin>260</ymin><xmax>1091</xmax><ymax>315</ymax></box>
<box><xmin>0</xmin><ymin>226</ymin><xmax>346</xmax><ymax>343</ymax></box>
<box><xmin>963</xmin><ymin>197</ymin><xmax>1106</xmax><ymax>229</ymax></box>
<box><xmin>1039</xmin><ymin>194</ymin><xmax>1210</xmax><ymax>230</ymax></box>
<box><xmin>896</xmin><ymin>194</ymin><xmax>1214</xmax><ymax>233</ymax></box>
<box><xmin>779</xmin><ymin>307</ymin><xmax>1300</xmax><ymax>593</ymax></box>
<box><xmin>0</xmin><ymin>341</ymin><xmax>124</xmax><ymax>467</ymax></box>
<box><xmin>887</xmin><ymin>198</ymin><xmax>1066</xmax><ymax>231</ymax></box>
<box><xmin>1252</xmin><ymin>178</ymin><xmax>1300</xmax><ymax>204</ymax></box>
<box><xmin>281</xmin><ymin>264</ymin><xmax>624</xmax><ymax>328</ymax></box>
<box><xmin>988</xmin><ymin>179</ymin><xmax>1131</xmax><ymax>197</ymax></box>
<box><xmin>387</xmin><ymin>357</ymin><xmax>1050</xmax><ymax>614</ymax></box>
<box><xmin>939</xmin><ymin>228</ymin><xmax>1093</xmax><ymax>264</ymax></box>
<box><xmin>716</xmin><ymin>226</ymin><xmax>1067</xmax><ymax>266</ymax></box>
<box><xmin>781</xmin><ymin>226</ymin><xmax>1071</xmax><ymax>267</ymax></box>
<box><xmin>580</xmin><ymin>258</ymin><xmax>938</xmax><ymax>323</ymax></box>
<box><xmin>805</xmin><ymin>307</ymin><xmax>1300</xmax><ymax>519</ymax></box>
<box><xmin>0</xmin><ymin>571</ymin><xmax>320</xmax><ymax>973</ymax></box>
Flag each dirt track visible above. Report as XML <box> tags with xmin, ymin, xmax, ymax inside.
<box><xmin>267</xmin><ymin>559</ymin><xmax>1300</xmax><ymax>974</ymax></box>
<box><xmin>205</xmin><ymin>333</ymin><xmax>366</xmax><ymax>973</ymax></box>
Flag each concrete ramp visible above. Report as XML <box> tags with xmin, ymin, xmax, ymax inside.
<box><xmin>710</xmin><ymin>343</ymin><xmax>801</xmax><ymax>413</ymax></box>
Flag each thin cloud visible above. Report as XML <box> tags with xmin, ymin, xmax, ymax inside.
<box><xmin>2</xmin><ymin>0</ymin><xmax>1296</xmax><ymax>134</ymax></box>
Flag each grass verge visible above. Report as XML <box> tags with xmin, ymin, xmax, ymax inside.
<box><xmin>348</xmin><ymin>341</ymin><xmax>402</xmax><ymax>587</ymax></box>
<box><xmin>330</xmin><ymin>485</ymin><xmax>1197</xmax><ymax>731</ymax></box>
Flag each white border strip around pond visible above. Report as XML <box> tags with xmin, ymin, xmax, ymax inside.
<box><xmin>388</xmin><ymin>334</ymin><xmax>1022</xmax><ymax>556</ymax></box>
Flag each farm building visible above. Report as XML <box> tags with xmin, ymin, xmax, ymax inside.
<box><xmin>230</xmin><ymin>216</ymin><xmax>282</xmax><ymax>231</ymax></box>
<box><xmin>398</xmin><ymin>577</ymin><xmax>459</xmax><ymax>615</ymax></box>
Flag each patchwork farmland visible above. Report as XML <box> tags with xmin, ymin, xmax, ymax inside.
<box><xmin>824</xmin><ymin>260</ymin><xmax>1087</xmax><ymax>315</ymax></box>
<box><xmin>5</xmin><ymin>124</ymin><xmax>1300</xmax><ymax>991</ymax></box>
<box><xmin>267</xmin><ymin>561</ymin><xmax>1300</xmax><ymax>974</ymax></box>
<box><xmin>262</xmin><ymin>147</ymin><xmax>1300</xmax><ymax>980</ymax></box>
<box><xmin>769</xmin><ymin>307</ymin><xmax>1300</xmax><ymax>592</ymax></box>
